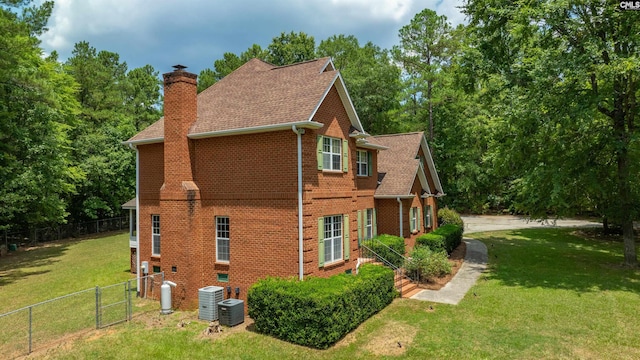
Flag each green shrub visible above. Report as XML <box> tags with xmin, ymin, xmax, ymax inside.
<box><xmin>363</xmin><ymin>234</ymin><xmax>405</xmax><ymax>267</ymax></box>
<box><xmin>416</xmin><ymin>224</ymin><xmax>463</xmax><ymax>255</ymax></box>
<box><xmin>247</xmin><ymin>264</ymin><xmax>396</xmax><ymax>349</ymax></box>
<box><xmin>404</xmin><ymin>247</ymin><xmax>451</xmax><ymax>282</ymax></box>
<box><xmin>438</xmin><ymin>207</ymin><xmax>464</xmax><ymax>228</ymax></box>
<box><xmin>437</xmin><ymin>224</ymin><xmax>464</xmax><ymax>254</ymax></box>
<box><xmin>415</xmin><ymin>232</ymin><xmax>446</xmax><ymax>253</ymax></box>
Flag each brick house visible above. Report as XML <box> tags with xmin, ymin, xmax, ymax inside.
<box><xmin>123</xmin><ymin>57</ymin><xmax>444</xmax><ymax>309</ymax></box>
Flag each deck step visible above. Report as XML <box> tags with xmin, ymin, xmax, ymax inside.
<box><xmin>402</xmin><ymin>287</ymin><xmax>422</xmax><ymax>298</ymax></box>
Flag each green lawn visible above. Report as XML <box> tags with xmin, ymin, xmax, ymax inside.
<box><xmin>0</xmin><ymin>232</ymin><xmax>133</xmax><ymax>313</ymax></box>
<box><xmin>5</xmin><ymin>228</ymin><xmax>640</xmax><ymax>359</ymax></box>
<box><xmin>0</xmin><ymin>232</ymin><xmax>149</xmax><ymax>358</ymax></box>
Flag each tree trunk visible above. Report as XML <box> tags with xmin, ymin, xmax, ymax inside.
<box><xmin>428</xmin><ymin>80</ymin><xmax>434</xmax><ymax>142</ymax></box>
<box><xmin>622</xmin><ymin>219</ymin><xmax>636</xmax><ymax>267</ymax></box>
<box><xmin>602</xmin><ymin>216</ymin><xmax>610</xmax><ymax>234</ymax></box>
<box><xmin>613</xmin><ymin>89</ymin><xmax>638</xmax><ymax>267</ymax></box>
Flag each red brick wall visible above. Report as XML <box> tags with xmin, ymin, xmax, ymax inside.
<box><xmin>134</xmin><ymin>82</ymin><xmax>413</xmax><ymax>310</ymax></box>
<box><xmin>302</xmin><ymin>85</ymin><xmax>361</xmax><ymax>277</ymax></box>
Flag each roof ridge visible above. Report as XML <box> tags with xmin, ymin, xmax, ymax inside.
<box><xmin>372</xmin><ymin>131</ymin><xmax>424</xmax><ymax>138</ymax></box>
<box><xmin>271</xmin><ymin>57</ymin><xmax>331</xmax><ymax>70</ymax></box>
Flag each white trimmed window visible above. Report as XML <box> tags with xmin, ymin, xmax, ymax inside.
<box><xmin>365</xmin><ymin>209</ymin><xmax>373</xmax><ymax>239</ymax></box>
<box><xmin>152</xmin><ymin>215</ymin><xmax>160</xmax><ymax>256</ymax></box>
<box><xmin>356</xmin><ymin>150</ymin><xmax>369</xmax><ymax>176</ymax></box>
<box><xmin>424</xmin><ymin>205</ymin><xmax>433</xmax><ymax>229</ymax></box>
<box><xmin>216</xmin><ymin>217</ymin><xmax>230</xmax><ymax>262</ymax></box>
<box><xmin>324</xmin><ymin>215</ymin><xmax>343</xmax><ymax>263</ymax></box>
<box><xmin>323</xmin><ymin>137</ymin><xmax>342</xmax><ymax>171</ymax></box>
<box><xmin>410</xmin><ymin>207</ymin><xmax>417</xmax><ymax>232</ymax></box>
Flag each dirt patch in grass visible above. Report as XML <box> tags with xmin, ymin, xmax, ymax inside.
<box><xmin>418</xmin><ymin>241</ymin><xmax>466</xmax><ymax>290</ymax></box>
<box><xmin>361</xmin><ymin>320</ymin><xmax>417</xmax><ymax>356</ymax></box>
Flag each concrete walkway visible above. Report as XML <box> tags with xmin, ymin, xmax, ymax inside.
<box><xmin>410</xmin><ymin>239</ymin><xmax>487</xmax><ymax>304</ymax></box>
<box><xmin>409</xmin><ymin>215</ymin><xmax>599</xmax><ymax>304</ymax></box>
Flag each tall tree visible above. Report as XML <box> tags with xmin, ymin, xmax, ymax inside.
<box><xmin>393</xmin><ymin>9</ymin><xmax>455</xmax><ymax>141</ymax></box>
<box><xmin>267</xmin><ymin>31</ymin><xmax>316</xmax><ymax>66</ymax></box>
<box><xmin>0</xmin><ymin>0</ymin><xmax>82</xmax><ymax>230</ymax></box>
<box><xmin>464</xmin><ymin>0</ymin><xmax>640</xmax><ymax>266</ymax></box>
<box><xmin>198</xmin><ymin>44</ymin><xmax>268</xmax><ymax>92</ymax></box>
<box><xmin>65</xmin><ymin>42</ymin><xmax>161</xmax><ymax>221</ymax></box>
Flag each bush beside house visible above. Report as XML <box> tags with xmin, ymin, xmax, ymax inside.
<box><xmin>363</xmin><ymin>234</ymin><xmax>405</xmax><ymax>267</ymax></box>
<box><xmin>404</xmin><ymin>247</ymin><xmax>452</xmax><ymax>281</ymax></box>
<box><xmin>438</xmin><ymin>207</ymin><xmax>464</xmax><ymax>228</ymax></box>
<box><xmin>247</xmin><ymin>264</ymin><xmax>396</xmax><ymax>349</ymax></box>
<box><xmin>416</xmin><ymin>224</ymin><xmax>463</xmax><ymax>255</ymax></box>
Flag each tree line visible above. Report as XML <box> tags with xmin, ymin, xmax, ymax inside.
<box><xmin>1</xmin><ymin>1</ymin><xmax>638</xmax><ymax>265</ymax></box>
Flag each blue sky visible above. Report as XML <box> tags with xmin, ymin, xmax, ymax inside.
<box><xmin>39</xmin><ymin>0</ymin><xmax>466</xmax><ymax>75</ymax></box>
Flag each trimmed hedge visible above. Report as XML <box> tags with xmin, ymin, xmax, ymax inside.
<box><xmin>247</xmin><ymin>264</ymin><xmax>396</xmax><ymax>349</ymax></box>
<box><xmin>363</xmin><ymin>234</ymin><xmax>405</xmax><ymax>267</ymax></box>
<box><xmin>416</xmin><ymin>224</ymin><xmax>463</xmax><ymax>255</ymax></box>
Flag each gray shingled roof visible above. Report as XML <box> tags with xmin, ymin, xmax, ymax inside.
<box><xmin>373</xmin><ymin>132</ymin><xmax>424</xmax><ymax>197</ymax></box>
<box><xmin>127</xmin><ymin>57</ymin><xmax>340</xmax><ymax>143</ymax></box>
<box><xmin>121</xmin><ymin>198</ymin><xmax>136</xmax><ymax>209</ymax></box>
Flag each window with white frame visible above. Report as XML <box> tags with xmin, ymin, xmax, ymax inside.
<box><xmin>424</xmin><ymin>205</ymin><xmax>432</xmax><ymax>229</ymax></box>
<box><xmin>216</xmin><ymin>217</ymin><xmax>230</xmax><ymax>262</ymax></box>
<box><xmin>324</xmin><ymin>215</ymin><xmax>343</xmax><ymax>263</ymax></box>
<box><xmin>152</xmin><ymin>215</ymin><xmax>160</xmax><ymax>256</ymax></box>
<box><xmin>356</xmin><ymin>150</ymin><xmax>369</xmax><ymax>176</ymax></box>
<box><xmin>365</xmin><ymin>209</ymin><xmax>373</xmax><ymax>239</ymax></box>
<box><xmin>410</xmin><ymin>207</ymin><xmax>417</xmax><ymax>232</ymax></box>
<box><xmin>322</xmin><ymin>137</ymin><xmax>342</xmax><ymax>171</ymax></box>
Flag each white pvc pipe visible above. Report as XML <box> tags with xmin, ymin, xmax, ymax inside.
<box><xmin>397</xmin><ymin>197</ymin><xmax>403</xmax><ymax>238</ymax></box>
<box><xmin>129</xmin><ymin>143</ymin><xmax>141</xmax><ymax>294</ymax></box>
<box><xmin>292</xmin><ymin>126</ymin><xmax>304</xmax><ymax>280</ymax></box>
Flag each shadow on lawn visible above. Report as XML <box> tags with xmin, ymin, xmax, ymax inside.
<box><xmin>0</xmin><ymin>242</ymin><xmax>72</xmax><ymax>287</ymax></box>
<box><xmin>482</xmin><ymin>228</ymin><xmax>640</xmax><ymax>293</ymax></box>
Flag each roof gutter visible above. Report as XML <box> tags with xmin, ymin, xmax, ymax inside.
<box><xmin>189</xmin><ymin>121</ymin><xmax>324</xmax><ymax>139</ymax></box>
<box><xmin>292</xmin><ymin>125</ymin><xmax>305</xmax><ymax>281</ymax></box>
<box><xmin>122</xmin><ymin>137</ymin><xmax>164</xmax><ymax>147</ymax></box>
<box><xmin>374</xmin><ymin>195</ymin><xmax>414</xmax><ymax>199</ymax></box>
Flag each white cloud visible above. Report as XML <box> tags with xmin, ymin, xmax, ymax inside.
<box><xmin>38</xmin><ymin>0</ymin><xmax>466</xmax><ymax>73</ymax></box>
<box><xmin>329</xmin><ymin>0</ymin><xmax>413</xmax><ymax>21</ymax></box>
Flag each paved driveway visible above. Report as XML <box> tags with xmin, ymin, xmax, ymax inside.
<box><xmin>461</xmin><ymin>215</ymin><xmax>600</xmax><ymax>233</ymax></box>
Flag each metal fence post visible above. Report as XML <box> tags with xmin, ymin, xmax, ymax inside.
<box><xmin>28</xmin><ymin>306</ymin><xmax>32</xmax><ymax>354</ymax></box>
<box><xmin>128</xmin><ymin>280</ymin><xmax>133</xmax><ymax>321</ymax></box>
<box><xmin>124</xmin><ymin>282</ymin><xmax>129</xmax><ymax>322</ymax></box>
<box><xmin>95</xmin><ymin>286</ymin><xmax>100</xmax><ymax>329</ymax></box>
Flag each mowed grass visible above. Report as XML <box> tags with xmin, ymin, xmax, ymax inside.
<box><xmin>8</xmin><ymin>228</ymin><xmax>640</xmax><ymax>359</ymax></box>
<box><xmin>0</xmin><ymin>232</ymin><xmax>133</xmax><ymax>313</ymax></box>
<box><xmin>0</xmin><ymin>232</ymin><xmax>144</xmax><ymax>358</ymax></box>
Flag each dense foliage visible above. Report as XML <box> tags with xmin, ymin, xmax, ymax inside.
<box><xmin>438</xmin><ymin>207</ymin><xmax>464</xmax><ymax>228</ymax></box>
<box><xmin>363</xmin><ymin>234</ymin><xmax>406</xmax><ymax>267</ymax></box>
<box><xmin>247</xmin><ymin>264</ymin><xmax>396</xmax><ymax>349</ymax></box>
<box><xmin>404</xmin><ymin>246</ymin><xmax>451</xmax><ymax>282</ymax></box>
<box><xmin>1</xmin><ymin>1</ymin><xmax>638</xmax><ymax>265</ymax></box>
<box><xmin>416</xmin><ymin>224</ymin><xmax>463</xmax><ymax>255</ymax></box>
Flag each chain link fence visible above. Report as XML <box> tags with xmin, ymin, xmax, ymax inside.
<box><xmin>0</xmin><ymin>273</ymin><xmax>164</xmax><ymax>359</ymax></box>
<box><xmin>1</xmin><ymin>217</ymin><xmax>130</xmax><ymax>254</ymax></box>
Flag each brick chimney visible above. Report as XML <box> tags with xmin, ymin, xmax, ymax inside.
<box><xmin>162</xmin><ymin>65</ymin><xmax>198</xmax><ymax>194</ymax></box>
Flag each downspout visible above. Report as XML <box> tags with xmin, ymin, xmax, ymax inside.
<box><xmin>292</xmin><ymin>125</ymin><xmax>305</xmax><ymax>280</ymax></box>
<box><xmin>397</xmin><ymin>197</ymin><xmax>403</xmax><ymax>238</ymax></box>
<box><xmin>129</xmin><ymin>143</ymin><xmax>141</xmax><ymax>294</ymax></box>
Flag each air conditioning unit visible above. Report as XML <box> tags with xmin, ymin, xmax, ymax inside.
<box><xmin>198</xmin><ymin>286</ymin><xmax>224</xmax><ymax>321</ymax></box>
<box><xmin>218</xmin><ymin>299</ymin><xmax>244</xmax><ymax>326</ymax></box>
